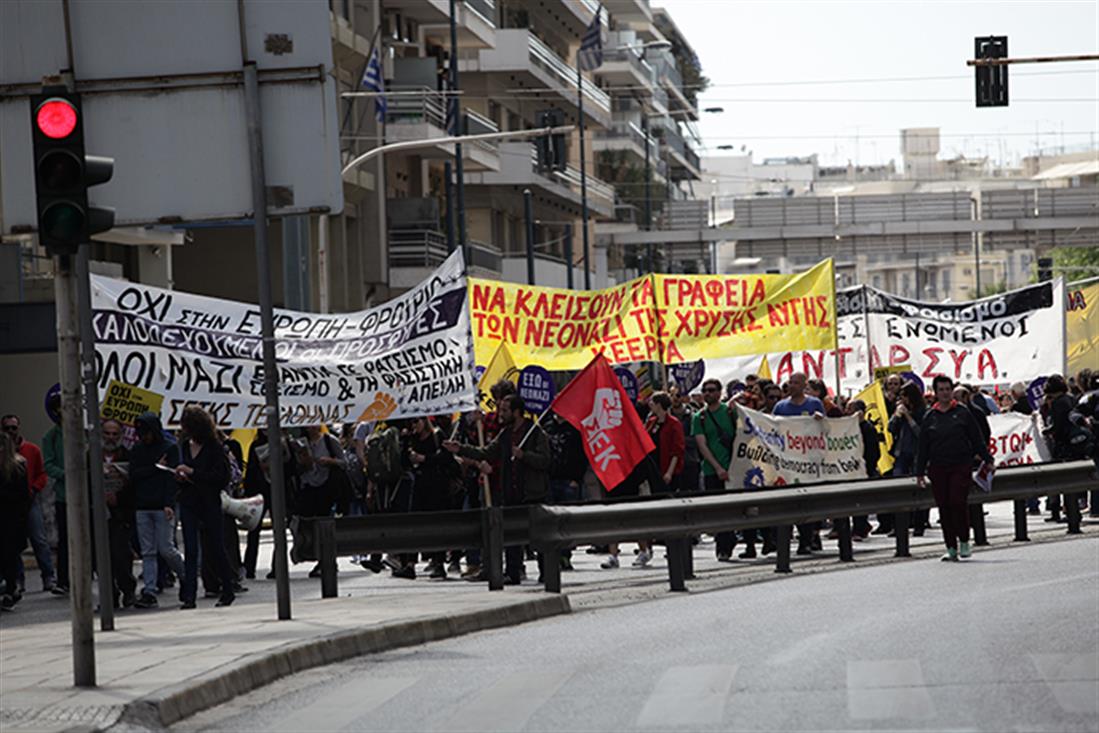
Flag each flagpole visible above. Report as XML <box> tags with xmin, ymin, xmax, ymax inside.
<box><xmin>516</xmin><ymin>408</ymin><xmax>552</xmax><ymax>452</ymax></box>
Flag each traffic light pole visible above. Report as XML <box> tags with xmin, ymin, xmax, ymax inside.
<box><xmin>76</xmin><ymin>248</ymin><xmax>115</xmax><ymax>632</ymax></box>
<box><xmin>54</xmin><ymin>254</ymin><xmax>96</xmax><ymax>686</ymax></box>
<box><xmin>243</xmin><ymin>61</ymin><xmax>291</xmax><ymax>621</ymax></box>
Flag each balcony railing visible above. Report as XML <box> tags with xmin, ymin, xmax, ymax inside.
<box><xmin>463</xmin><ymin>108</ymin><xmax>500</xmax><ymax>157</ymax></box>
<box><xmin>601</xmin><ymin>47</ymin><xmax>655</xmax><ymax>83</ymax></box>
<box><xmin>386</xmin><ymin>87</ymin><xmax>448</xmax><ymax>130</ymax></box>
<box><xmin>463</xmin><ymin>0</ymin><xmax>495</xmax><ymax>26</ymax></box>
<box><xmin>597</xmin><ymin>120</ymin><xmax>656</xmax><ymax>152</ymax></box>
<box><xmin>525</xmin><ymin>31</ymin><xmax>611</xmax><ymax>113</ymax></box>
<box><xmin>389</xmin><ymin>229</ymin><xmax>503</xmax><ymax>273</ymax></box>
<box><xmin>522</xmin><ymin>145</ymin><xmax>614</xmax><ymax>206</ymax></box>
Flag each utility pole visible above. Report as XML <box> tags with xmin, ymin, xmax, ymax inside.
<box><xmin>54</xmin><ymin>254</ymin><xmax>95</xmax><ymax>686</ymax></box>
<box><xmin>564</xmin><ymin>223</ymin><xmax>574</xmax><ymax>289</ymax></box>
<box><xmin>449</xmin><ymin>0</ymin><xmax>467</xmax><ymax>258</ymax></box>
<box><xmin>76</xmin><ymin>248</ymin><xmax>115</xmax><ymax>632</ymax></box>
<box><xmin>243</xmin><ymin>60</ymin><xmax>291</xmax><ymax>621</ymax></box>
<box><xmin>524</xmin><ymin>189</ymin><xmax>535</xmax><ymax>285</ymax></box>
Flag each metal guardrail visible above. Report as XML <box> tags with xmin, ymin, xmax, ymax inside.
<box><xmin>294</xmin><ymin>461</ymin><xmax>1095</xmax><ymax>599</ymax></box>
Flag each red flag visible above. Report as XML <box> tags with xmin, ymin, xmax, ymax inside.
<box><xmin>550</xmin><ymin>354</ymin><xmax>654</xmax><ymax>490</ymax></box>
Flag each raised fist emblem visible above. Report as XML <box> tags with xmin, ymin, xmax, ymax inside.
<box><xmin>582</xmin><ymin>388</ymin><xmax>623</xmax><ymax>434</ymax></box>
<box><xmin>358</xmin><ymin>392</ymin><xmax>398</xmax><ymax>422</ymax></box>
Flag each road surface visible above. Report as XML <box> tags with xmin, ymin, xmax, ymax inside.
<box><xmin>177</xmin><ymin>536</ymin><xmax>1099</xmax><ymax>732</ymax></box>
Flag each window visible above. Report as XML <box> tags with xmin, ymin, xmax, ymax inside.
<box><xmin>941</xmin><ymin>269</ymin><xmax>952</xmax><ymax>293</ymax></box>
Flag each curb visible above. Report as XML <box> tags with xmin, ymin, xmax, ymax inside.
<box><xmin>112</xmin><ymin>594</ymin><xmax>570</xmax><ymax>730</ymax></box>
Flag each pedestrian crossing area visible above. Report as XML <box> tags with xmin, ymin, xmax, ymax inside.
<box><xmin>216</xmin><ymin>653</ymin><xmax>1098</xmax><ymax>732</ymax></box>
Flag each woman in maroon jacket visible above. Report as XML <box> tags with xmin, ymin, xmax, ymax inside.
<box><xmin>645</xmin><ymin>392</ymin><xmax>686</xmax><ymax>493</ymax></box>
<box><xmin>916</xmin><ymin>375</ymin><xmax>994</xmax><ymax>562</ymax></box>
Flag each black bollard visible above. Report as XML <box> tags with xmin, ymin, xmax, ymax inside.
<box><xmin>482</xmin><ymin>507</ymin><xmax>504</xmax><ymax>591</ymax></box>
<box><xmin>894</xmin><ymin>511</ymin><xmax>910</xmax><ymax>558</ymax></box>
<box><xmin>836</xmin><ymin>517</ymin><xmax>854</xmax><ymax>562</ymax></box>
<box><xmin>318</xmin><ymin>518</ymin><xmax>338</xmax><ymax>599</ymax></box>
<box><xmin>541</xmin><ymin>547</ymin><xmax>562</xmax><ymax>593</ymax></box>
<box><xmin>970</xmin><ymin>504</ymin><xmax>989</xmax><ymax>546</ymax></box>
<box><xmin>667</xmin><ymin>538</ymin><xmax>688</xmax><ymax>592</ymax></box>
<box><xmin>1066</xmin><ymin>493</ymin><xmax>1083</xmax><ymax>535</ymax></box>
<box><xmin>1013</xmin><ymin>499</ymin><xmax>1030</xmax><ymax>542</ymax></box>
<box><xmin>775</xmin><ymin>525</ymin><xmax>792</xmax><ymax>574</ymax></box>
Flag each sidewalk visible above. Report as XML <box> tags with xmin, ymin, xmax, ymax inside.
<box><xmin>1</xmin><ymin>502</ymin><xmax>1094</xmax><ymax>732</ymax></box>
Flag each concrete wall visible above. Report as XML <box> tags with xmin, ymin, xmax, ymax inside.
<box><xmin>0</xmin><ymin>352</ymin><xmax>60</xmax><ymax>450</ymax></box>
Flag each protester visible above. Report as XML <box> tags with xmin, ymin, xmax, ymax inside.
<box><xmin>545</xmin><ymin>412</ymin><xmax>586</xmax><ymax>571</ymax></box>
<box><xmin>175</xmin><ymin>406</ymin><xmax>236</xmax><ymax>608</ymax></box>
<box><xmin>843</xmin><ymin>399</ymin><xmax>879</xmax><ymax>539</ymax></box>
<box><xmin>0</xmin><ymin>432</ymin><xmax>30</xmax><ymax>610</ymax></box>
<box><xmin>671</xmin><ymin>390</ymin><xmax>700</xmax><ymax>492</ymax></box>
<box><xmin>444</xmin><ymin>394</ymin><xmax>549</xmax><ymax>585</ymax></box>
<box><xmin>882</xmin><ymin>373</ymin><xmax>904</xmax><ymax>416</ymax></box>
<box><xmin>886</xmin><ymin>382</ymin><xmax>927</xmax><ymax>536</ymax></box>
<box><xmin>408</xmin><ymin>416</ymin><xmax>460</xmax><ymax>579</ymax></box>
<box><xmin>101</xmin><ymin>419</ymin><xmax>138</xmax><ymax>608</ymax></box>
<box><xmin>131</xmin><ymin>412</ymin><xmax>185</xmax><ymax>609</ymax></box>
<box><xmin>42</xmin><ymin>395</ymin><xmax>69</xmax><ymax>594</ymax></box>
<box><xmin>772</xmin><ymin>372</ymin><xmax>825</xmax><ymax>555</ymax></box>
<box><xmin>2</xmin><ymin>414</ymin><xmax>54</xmax><ymax>593</ymax></box>
<box><xmin>1010</xmin><ymin>382</ymin><xmax>1033</xmax><ymax>415</ymax></box>
<box><xmin>916</xmin><ymin>376</ymin><xmax>994</xmax><ymax>562</ymax></box>
<box><xmin>807</xmin><ymin>378</ymin><xmax>843</xmax><ymax>417</ymax></box>
<box><xmin>1044</xmin><ymin>374</ymin><xmax>1092</xmax><ymax>518</ymax></box>
<box><xmin>691</xmin><ymin>378</ymin><xmax>738</xmax><ymax>561</ymax></box>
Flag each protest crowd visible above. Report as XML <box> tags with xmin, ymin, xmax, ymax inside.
<box><xmin>2</xmin><ymin>362</ymin><xmax>1096</xmax><ymax>612</ymax></box>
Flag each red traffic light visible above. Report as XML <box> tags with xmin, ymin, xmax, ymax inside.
<box><xmin>35</xmin><ymin>98</ymin><xmax>78</xmax><ymax>139</ymax></box>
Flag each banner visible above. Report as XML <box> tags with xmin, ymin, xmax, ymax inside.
<box><xmin>468</xmin><ymin>276</ymin><xmax>659</xmax><ymax>370</ymax></box>
<box><xmin>469</xmin><ymin>260</ymin><xmax>838</xmax><ymax>370</ymax></box>
<box><xmin>852</xmin><ymin>381</ymin><xmax>894</xmax><ymax>476</ymax></box>
<box><xmin>1067</xmin><ymin>278</ymin><xmax>1099</xmax><ymax>377</ymax></box>
<box><xmin>90</xmin><ymin>250</ymin><xmax>477</xmax><ymax>429</ymax></box>
<box><xmin>862</xmin><ymin>280</ymin><xmax>1064</xmax><ymax>386</ymax></box>
<box><xmin>986</xmin><ymin>412</ymin><xmax>1051</xmax><ymax>468</ymax></box>
<box><xmin>728</xmin><ymin>404</ymin><xmax>865</xmax><ymax>489</ymax></box>
<box><xmin>653</xmin><ymin>259</ymin><xmax>837</xmax><ymax>363</ymax></box>
<box><xmin>100</xmin><ymin>379</ymin><xmax>166</xmax><ymax>448</ymax></box>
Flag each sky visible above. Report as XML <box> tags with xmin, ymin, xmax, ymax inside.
<box><xmin>662</xmin><ymin>0</ymin><xmax>1099</xmax><ymax>167</ymax></box>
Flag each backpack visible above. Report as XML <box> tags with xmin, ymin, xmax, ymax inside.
<box><xmin>366</xmin><ymin>426</ymin><xmax>402</xmax><ymax>488</ymax></box>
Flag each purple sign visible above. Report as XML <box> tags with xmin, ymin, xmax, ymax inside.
<box><xmin>668</xmin><ymin>359</ymin><xmax>705</xmax><ymax>393</ymax></box>
<box><xmin>473</xmin><ymin>365</ymin><xmax>486</xmax><ymax>383</ymax></box>
<box><xmin>1026</xmin><ymin>377</ymin><xmax>1047</xmax><ymax>412</ymax></box>
<box><xmin>518</xmin><ymin>365</ymin><xmax>555</xmax><ymax>413</ymax></box>
<box><xmin>613</xmin><ymin>367</ymin><xmax>639</xmax><ymax>403</ymax></box>
<box><xmin>44</xmin><ymin>383</ymin><xmax>61</xmax><ymax>424</ymax></box>
<box><xmin>899</xmin><ymin>372</ymin><xmax>924</xmax><ymax>395</ymax></box>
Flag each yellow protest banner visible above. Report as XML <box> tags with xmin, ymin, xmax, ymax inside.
<box><xmin>1067</xmin><ymin>278</ymin><xmax>1098</xmax><ymax>377</ymax></box>
<box><xmin>468</xmin><ymin>276</ymin><xmax>659</xmax><ymax>370</ymax></box>
<box><xmin>100</xmin><ymin>380</ymin><xmax>165</xmax><ymax>426</ymax></box>
<box><xmin>854</xmin><ymin>380</ymin><xmax>894</xmax><ymax>476</ymax></box>
<box><xmin>652</xmin><ymin>259</ymin><xmax>837</xmax><ymax>363</ymax></box>
<box><xmin>477</xmin><ymin>340</ymin><xmax>519</xmax><ymax>411</ymax></box>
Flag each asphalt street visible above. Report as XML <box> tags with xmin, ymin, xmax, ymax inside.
<box><xmin>176</xmin><ymin>536</ymin><xmax>1099</xmax><ymax>733</ymax></box>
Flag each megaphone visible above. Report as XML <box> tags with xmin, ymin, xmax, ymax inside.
<box><xmin>221</xmin><ymin>491</ymin><xmax>265</xmax><ymax>532</ymax></box>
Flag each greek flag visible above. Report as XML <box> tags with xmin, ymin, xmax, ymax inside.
<box><xmin>577</xmin><ymin>7</ymin><xmax>603</xmax><ymax>72</ymax></box>
<box><xmin>361</xmin><ymin>47</ymin><xmax>386</xmax><ymax>123</ymax></box>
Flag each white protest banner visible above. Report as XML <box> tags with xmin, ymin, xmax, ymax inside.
<box><xmin>727</xmin><ymin>404</ymin><xmax>865</xmax><ymax>489</ymax></box>
<box><xmin>90</xmin><ymin>250</ymin><xmax>476</xmax><ymax>429</ymax></box>
<box><xmin>862</xmin><ymin>280</ymin><xmax>1064</xmax><ymax>385</ymax></box>
<box><xmin>987</xmin><ymin>412</ymin><xmax>1051</xmax><ymax>468</ymax></box>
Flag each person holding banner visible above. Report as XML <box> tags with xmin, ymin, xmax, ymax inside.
<box><xmin>131</xmin><ymin>412</ymin><xmax>185</xmax><ymax>609</ymax></box>
<box><xmin>916</xmin><ymin>376</ymin><xmax>994</xmax><ymax>563</ymax></box>
<box><xmin>773</xmin><ymin>373</ymin><xmax>826</xmax><ymax>556</ymax></box>
<box><xmin>692</xmin><ymin>379</ymin><xmax>740</xmax><ymax>561</ymax></box>
<box><xmin>444</xmin><ymin>394</ymin><xmax>550</xmax><ymax>585</ymax></box>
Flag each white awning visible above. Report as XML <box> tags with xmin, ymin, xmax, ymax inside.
<box><xmin>1032</xmin><ymin>159</ymin><xmax>1099</xmax><ymax>180</ymax></box>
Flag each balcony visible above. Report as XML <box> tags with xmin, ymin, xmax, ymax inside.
<box><xmin>465</xmin><ymin>29</ymin><xmax>612</xmax><ymax>128</ymax></box>
<box><xmin>653</xmin><ymin>54</ymin><xmax>696</xmax><ymax>120</ymax></box>
<box><xmin>384</xmin><ymin>88</ymin><xmax>500</xmax><ymax>172</ymax></box>
<box><xmin>388</xmin><ymin>229</ymin><xmax>502</xmax><ymax>289</ymax></box>
<box><xmin>596</xmin><ymin>46</ymin><xmax>655</xmax><ymax>92</ymax></box>
<box><xmin>465</xmin><ymin>142</ymin><xmax>615</xmax><ymax>218</ymax></box>
<box><xmin>592</xmin><ymin>120</ymin><xmax>657</xmax><ymax>167</ymax></box>
<box><xmin>661</xmin><ymin>123</ymin><xmax>701</xmax><ymax>181</ymax></box>
<box><xmin>423</xmin><ymin>0</ymin><xmax>496</xmax><ymax>49</ymax></box>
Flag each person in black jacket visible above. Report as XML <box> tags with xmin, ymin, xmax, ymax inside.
<box><xmin>131</xmin><ymin>412</ymin><xmax>184</xmax><ymax>609</ymax></box>
<box><xmin>844</xmin><ymin>399</ymin><xmax>880</xmax><ymax>539</ymax></box>
<box><xmin>174</xmin><ymin>406</ymin><xmax>235</xmax><ymax>609</ymax></box>
<box><xmin>916</xmin><ymin>376</ymin><xmax>994</xmax><ymax>562</ymax></box>
<box><xmin>0</xmin><ymin>432</ymin><xmax>30</xmax><ymax>610</ymax></box>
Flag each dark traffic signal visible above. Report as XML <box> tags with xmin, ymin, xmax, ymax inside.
<box><xmin>535</xmin><ymin>108</ymin><xmax>566</xmax><ymax>172</ymax></box>
<box><xmin>975</xmin><ymin>36</ymin><xmax>1009</xmax><ymax>108</ymax></box>
<box><xmin>30</xmin><ymin>89</ymin><xmax>114</xmax><ymax>256</ymax></box>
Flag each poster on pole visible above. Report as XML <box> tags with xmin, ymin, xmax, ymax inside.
<box><xmin>727</xmin><ymin>404</ymin><xmax>865</xmax><ymax>489</ymax></box>
<box><xmin>90</xmin><ymin>250</ymin><xmax>476</xmax><ymax>429</ymax></box>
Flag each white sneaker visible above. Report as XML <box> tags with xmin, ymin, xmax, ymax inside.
<box><xmin>600</xmin><ymin>555</ymin><xmax>620</xmax><ymax>569</ymax></box>
<box><xmin>632</xmin><ymin>550</ymin><xmax>652</xmax><ymax>568</ymax></box>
